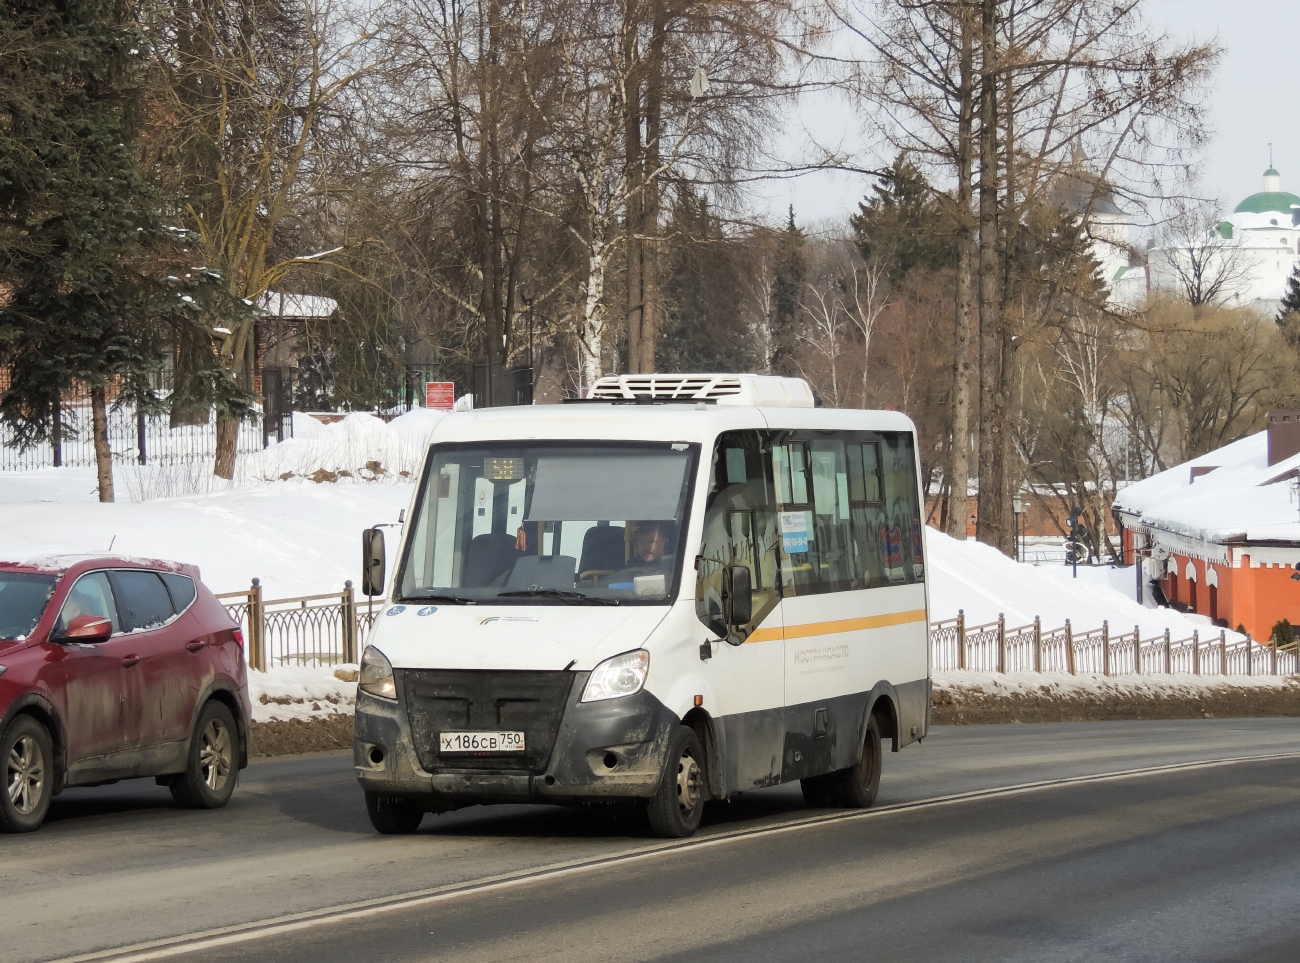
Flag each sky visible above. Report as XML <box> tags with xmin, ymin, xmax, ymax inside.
<box><xmin>753</xmin><ymin>0</ymin><xmax>1300</xmax><ymax>232</ymax></box>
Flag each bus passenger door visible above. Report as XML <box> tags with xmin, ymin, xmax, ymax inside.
<box><xmin>696</xmin><ymin>431</ymin><xmax>785</xmax><ymax>792</ymax></box>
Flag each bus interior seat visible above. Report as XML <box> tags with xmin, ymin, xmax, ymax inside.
<box><xmin>463</xmin><ymin>533</ymin><xmax>521</xmax><ymax>587</ymax></box>
<box><xmin>505</xmin><ymin>554</ymin><xmax>578</xmax><ymax>591</ymax></box>
<box><xmin>578</xmin><ymin>524</ymin><xmax>626</xmax><ymax>578</ymax></box>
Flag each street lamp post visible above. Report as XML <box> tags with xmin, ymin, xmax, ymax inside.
<box><xmin>1012</xmin><ymin>495</ymin><xmax>1024</xmax><ymax>563</ymax></box>
<box><xmin>1067</xmin><ymin>506</ymin><xmax>1081</xmax><ymax>579</ymax></box>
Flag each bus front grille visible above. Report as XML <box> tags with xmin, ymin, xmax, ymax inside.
<box><xmin>401</xmin><ymin>669</ymin><xmax>576</xmax><ymax>774</ymax></box>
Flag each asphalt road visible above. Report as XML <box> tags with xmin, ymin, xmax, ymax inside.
<box><xmin>7</xmin><ymin>719</ymin><xmax>1300</xmax><ymax>963</ymax></box>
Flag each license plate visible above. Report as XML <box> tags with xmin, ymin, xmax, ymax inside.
<box><xmin>439</xmin><ymin>731</ymin><xmax>526</xmax><ymax>754</ymax></box>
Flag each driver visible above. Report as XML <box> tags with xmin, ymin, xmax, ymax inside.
<box><xmin>631</xmin><ymin>520</ymin><xmax>677</xmax><ymax>569</ymax></box>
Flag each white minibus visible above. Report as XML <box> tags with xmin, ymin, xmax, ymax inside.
<box><xmin>354</xmin><ymin>374</ymin><xmax>930</xmax><ymax>838</ymax></box>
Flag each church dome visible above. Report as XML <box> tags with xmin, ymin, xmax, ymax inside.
<box><xmin>1234</xmin><ymin>191</ymin><xmax>1300</xmax><ymax>215</ymax></box>
<box><xmin>1234</xmin><ymin>167</ymin><xmax>1300</xmax><ymax>215</ymax></box>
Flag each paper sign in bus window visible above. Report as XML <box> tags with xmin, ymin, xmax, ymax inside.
<box><xmin>780</xmin><ymin>511</ymin><xmax>810</xmax><ymax>553</ymax></box>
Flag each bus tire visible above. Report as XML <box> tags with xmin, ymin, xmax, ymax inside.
<box><xmin>646</xmin><ymin>726</ymin><xmax>706</xmax><ymax>838</ymax></box>
<box><xmin>799</xmin><ymin>772</ymin><xmax>839</xmax><ymax>807</ymax></box>
<box><xmin>837</xmin><ymin>713</ymin><xmax>883</xmax><ymax>807</ymax></box>
<box><xmin>802</xmin><ymin>713</ymin><xmax>882</xmax><ymax>809</ymax></box>
<box><xmin>365</xmin><ymin>792</ymin><xmax>425</xmax><ymax>834</ymax></box>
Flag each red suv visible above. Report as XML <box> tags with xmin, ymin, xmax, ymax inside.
<box><xmin>0</xmin><ymin>556</ymin><xmax>250</xmax><ymax>832</ymax></box>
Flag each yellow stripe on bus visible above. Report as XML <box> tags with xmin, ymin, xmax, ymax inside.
<box><xmin>746</xmin><ymin>609</ymin><xmax>928</xmax><ymax>644</ymax></box>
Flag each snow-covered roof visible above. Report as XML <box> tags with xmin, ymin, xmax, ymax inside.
<box><xmin>1114</xmin><ymin>430</ymin><xmax>1300</xmax><ymax>545</ymax></box>
<box><xmin>257</xmin><ymin>291</ymin><xmax>338</xmax><ymax>319</ymax></box>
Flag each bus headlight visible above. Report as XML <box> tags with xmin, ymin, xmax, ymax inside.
<box><xmin>581</xmin><ymin>650</ymin><xmax>650</xmax><ymax>702</ymax></box>
<box><xmin>358</xmin><ymin>646</ymin><xmax>397</xmax><ymax>701</ymax></box>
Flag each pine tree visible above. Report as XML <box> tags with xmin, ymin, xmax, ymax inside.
<box><xmin>850</xmin><ymin>154</ymin><xmax>955</xmax><ymax>285</ymax></box>
<box><xmin>1277</xmin><ymin>263</ymin><xmax>1300</xmax><ymax>350</ymax></box>
<box><xmin>658</xmin><ymin>186</ymin><xmax>755</xmax><ymax>374</ymax></box>
<box><xmin>0</xmin><ymin>0</ymin><xmax>165</xmax><ymax>501</ymax></box>
<box><xmin>1279</xmin><ymin>263</ymin><xmax>1300</xmax><ymax>321</ymax></box>
<box><xmin>767</xmin><ymin>207</ymin><xmax>805</xmax><ymax>375</ymax></box>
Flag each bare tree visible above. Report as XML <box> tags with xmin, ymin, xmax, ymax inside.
<box><xmin>1153</xmin><ymin>197</ymin><xmax>1254</xmax><ymax>311</ymax></box>
<box><xmin>145</xmin><ymin>0</ymin><xmax>372</xmax><ymax>476</ymax></box>
<box><xmin>833</xmin><ymin>0</ymin><xmax>1218</xmax><ymax>555</ymax></box>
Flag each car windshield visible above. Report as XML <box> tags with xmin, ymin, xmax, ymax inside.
<box><xmin>0</xmin><ymin>572</ymin><xmax>59</xmax><ymax>641</ymax></box>
<box><xmin>397</xmin><ymin>442</ymin><xmax>698</xmax><ymax>605</ymax></box>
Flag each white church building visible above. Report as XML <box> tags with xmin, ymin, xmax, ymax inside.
<box><xmin>1105</xmin><ymin>167</ymin><xmax>1300</xmax><ymax>315</ymax></box>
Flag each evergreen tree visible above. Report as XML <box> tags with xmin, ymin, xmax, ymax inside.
<box><xmin>850</xmin><ymin>154</ymin><xmax>955</xmax><ymax>285</ymax></box>
<box><xmin>767</xmin><ymin>206</ymin><xmax>805</xmax><ymax>375</ymax></box>
<box><xmin>1279</xmin><ymin>264</ymin><xmax>1300</xmax><ymax>321</ymax></box>
<box><xmin>0</xmin><ymin>0</ymin><xmax>165</xmax><ymax>501</ymax></box>
<box><xmin>1277</xmin><ymin>263</ymin><xmax>1300</xmax><ymax>351</ymax></box>
<box><xmin>658</xmin><ymin>187</ymin><xmax>756</xmax><ymax>374</ymax></box>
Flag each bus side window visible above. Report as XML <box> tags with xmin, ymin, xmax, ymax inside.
<box><xmin>775</xmin><ymin>432</ymin><xmax>921</xmax><ymax>594</ymax></box>
<box><xmin>808</xmin><ymin>439</ymin><xmax>854</xmax><ymax>588</ymax></box>
<box><xmin>846</xmin><ymin>441</ymin><xmax>886</xmax><ymax>589</ymax></box>
<box><xmin>696</xmin><ymin>432</ymin><xmax>781</xmax><ymax>636</ymax></box>
<box><xmin>879</xmin><ymin>432</ymin><xmax>925</xmax><ymax>583</ymax></box>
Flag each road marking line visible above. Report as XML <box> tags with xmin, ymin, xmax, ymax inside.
<box><xmin>49</xmin><ymin>749</ymin><xmax>1300</xmax><ymax>963</ymax></box>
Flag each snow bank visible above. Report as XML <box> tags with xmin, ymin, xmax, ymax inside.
<box><xmin>0</xmin><ymin>478</ymin><xmax>411</xmax><ymax>597</ymax></box>
<box><xmin>935</xmin><ymin>669</ymin><xmax>1297</xmax><ymax>698</ymax></box>
<box><xmin>926</xmin><ymin>528</ymin><xmax>1247</xmax><ymax>643</ymax></box>
<box><xmin>242</xmin><ymin>409</ymin><xmax>447</xmax><ymax>483</ymax></box>
<box><xmin>248</xmin><ymin>665</ymin><xmax>356</xmax><ymax>723</ymax></box>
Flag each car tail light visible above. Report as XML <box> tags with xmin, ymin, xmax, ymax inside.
<box><xmin>232</xmin><ymin>628</ymin><xmax>245</xmax><ymax>649</ymax></box>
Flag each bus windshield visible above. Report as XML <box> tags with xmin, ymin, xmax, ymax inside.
<box><xmin>397</xmin><ymin>442</ymin><xmax>698</xmax><ymax>605</ymax></box>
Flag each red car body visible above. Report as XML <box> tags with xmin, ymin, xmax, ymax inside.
<box><xmin>0</xmin><ymin>556</ymin><xmax>250</xmax><ymax>809</ymax></box>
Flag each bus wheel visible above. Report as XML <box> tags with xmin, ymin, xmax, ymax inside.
<box><xmin>365</xmin><ymin>792</ymin><xmax>425</xmax><ymax>834</ymax></box>
<box><xmin>801</xmin><ymin>714</ymin><xmax>882</xmax><ymax>809</ymax></box>
<box><xmin>646</xmin><ymin>726</ymin><xmax>706</xmax><ymax>838</ymax></box>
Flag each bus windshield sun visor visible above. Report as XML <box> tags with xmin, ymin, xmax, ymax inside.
<box><xmin>525</xmin><ymin>452</ymin><xmax>691</xmax><ymax>522</ymax></box>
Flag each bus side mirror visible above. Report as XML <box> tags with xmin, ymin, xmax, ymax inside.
<box><xmin>362</xmin><ymin>528</ymin><xmax>386</xmax><ymax>597</ymax></box>
<box><xmin>722</xmin><ymin>565</ymin><xmax>752</xmax><ymax>627</ymax></box>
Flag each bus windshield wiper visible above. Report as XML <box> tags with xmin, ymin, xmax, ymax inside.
<box><xmin>400</xmin><ymin>592</ymin><xmax>476</xmax><ymax>605</ymax></box>
<box><xmin>495</xmin><ymin>589</ymin><xmax>620</xmax><ymax>605</ymax></box>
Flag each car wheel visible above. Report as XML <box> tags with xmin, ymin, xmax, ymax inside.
<box><xmin>646</xmin><ymin>725</ymin><xmax>707</xmax><ymax>838</ymax></box>
<box><xmin>170</xmin><ymin>701</ymin><xmax>239</xmax><ymax>809</ymax></box>
<box><xmin>365</xmin><ymin>792</ymin><xmax>425</xmax><ymax>834</ymax></box>
<box><xmin>1</xmin><ymin>715</ymin><xmax>53</xmax><ymax>833</ymax></box>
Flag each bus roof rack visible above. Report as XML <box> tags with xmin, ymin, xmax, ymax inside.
<box><xmin>586</xmin><ymin>374</ymin><xmax>816</xmax><ymax>408</ymax></box>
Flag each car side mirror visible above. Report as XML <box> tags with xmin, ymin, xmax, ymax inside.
<box><xmin>722</xmin><ymin>564</ymin><xmax>752</xmax><ymax>628</ymax></box>
<box><xmin>362</xmin><ymin>527</ymin><xmax>386</xmax><ymax>597</ymax></box>
<box><xmin>60</xmin><ymin>615</ymin><xmax>113</xmax><ymax>643</ymax></box>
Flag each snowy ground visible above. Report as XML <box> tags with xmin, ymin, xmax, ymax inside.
<box><xmin>0</xmin><ymin>410</ymin><xmax>1270</xmax><ymax>722</ymax></box>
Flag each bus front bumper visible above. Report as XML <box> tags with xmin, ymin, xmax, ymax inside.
<box><xmin>353</xmin><ymin>681</ymin><xmax>679</xmax><ymax>807</ymax></box>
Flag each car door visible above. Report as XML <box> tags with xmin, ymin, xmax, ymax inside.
<box><xmin>37</xmin><ymin>572</ymin><xmax>132</xmax><ymax>763</ymax></box>
<box><xmin>109</xmin><ymin>570</ymin><xmax>196</xmax><ymax>748</ymax></box>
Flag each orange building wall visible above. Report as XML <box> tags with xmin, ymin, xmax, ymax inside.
<box><xmin>1160</xmin><ymin>552</ymin><xmax>1297</xmax><ymax>641</ymax></box>
<box><xmin>1230</xmin><ymin>557</ymin><xmax>1300</xmax><ymax>642</ymax></box>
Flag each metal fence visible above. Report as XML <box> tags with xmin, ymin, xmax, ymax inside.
<box><xmin>216</xmin><ymin>580</ymin><xmax>380</xmax><ymax>670</ymax></box>
<box><xmin>0</xmin><ymin>402</ymin><xmax>266</xmax><ymax>472</ymax></box>
<box><xmin>215</xmin><ymin>580</ymin><xmax>1300</xmax><ymax>678</ymax></box>
<box><xmin>930</xmin><ymin>610</ymin><xmax>1300</xmax><ymax>677</ymax></box>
